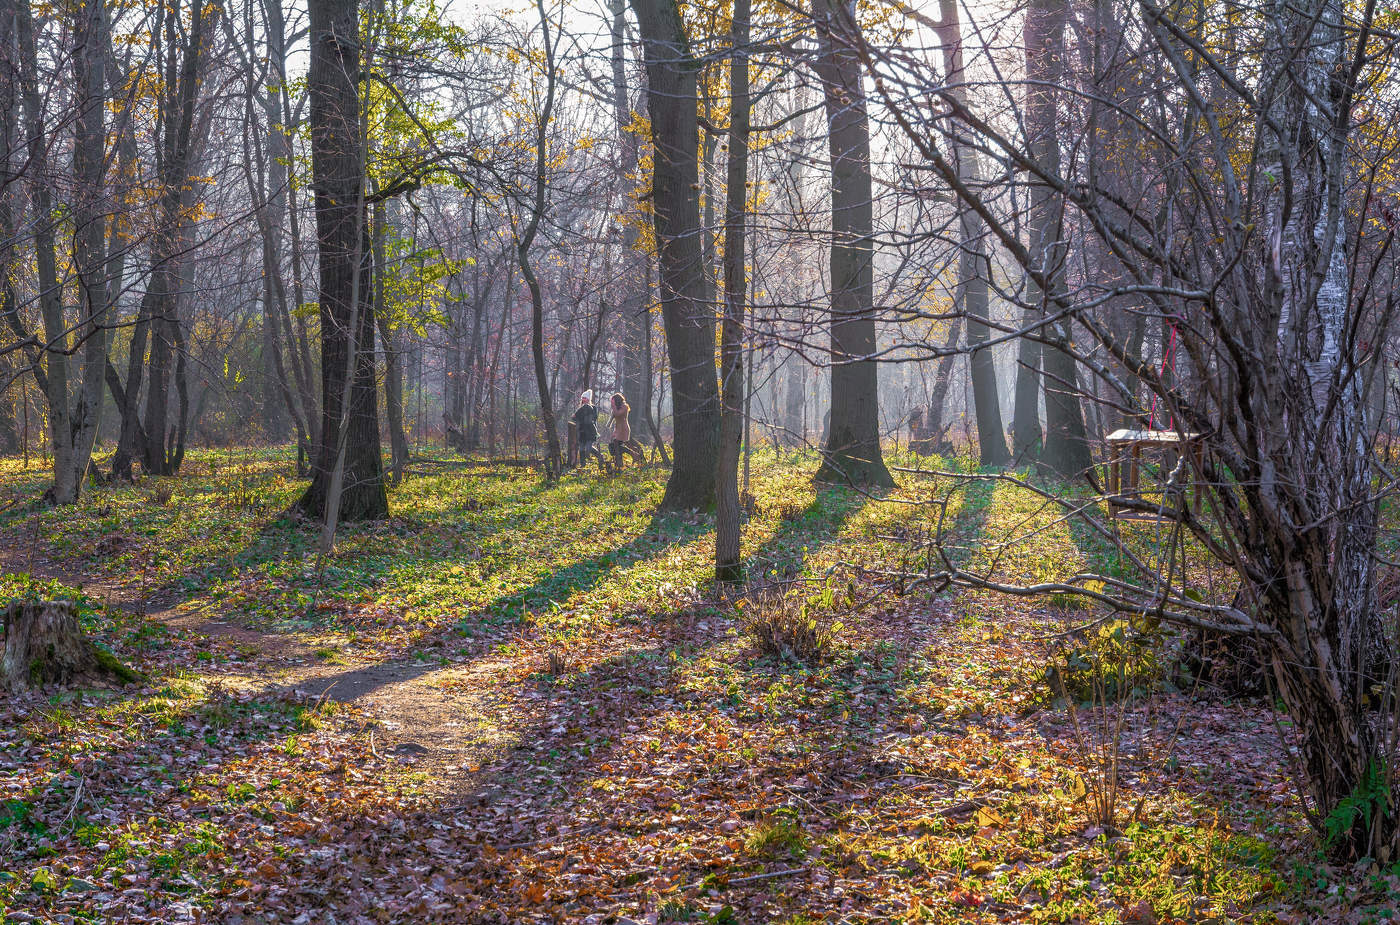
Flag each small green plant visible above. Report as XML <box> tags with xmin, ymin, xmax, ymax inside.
<box><xmin>744</xmin><ymin>818</ymin><xmax>809</xmax><ymax>860</ymax></box>
<box><xmin>1323</xmin><ymin>760</ymin><xmax>1392</xmax><ymax>855</ymax></box>
<box><xmin>225</xmin><ymin>781</ymin><xmax>257</xmax><ymax>803</ymax></box>
<box><xmin>1042</xmin><ymin>617</ymin><xmax>1166</xmax><ymax>703</ymax></box>
<box><xmin>292</xmin><ymin>700</ymin><xmax>339</xmax><ymax>732</ymax></box>
<box><xmin>658</xmin><ymin>898</ymin><xmax>699</xmax><ymax>922</ymax></box>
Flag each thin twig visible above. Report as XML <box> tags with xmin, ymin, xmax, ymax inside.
<box><xmin>684</xmin><ymin>867</ymin><xmax>805</xmax><ymax>890</ymax></box>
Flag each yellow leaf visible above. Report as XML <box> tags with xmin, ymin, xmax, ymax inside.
<box><xmin>973</xmin><ymin>806</ymin><xmax>1008</xmax><ymax>829</ymax></box>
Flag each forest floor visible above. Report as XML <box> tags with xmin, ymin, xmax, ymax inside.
<box><xmin>1</xmin><ymin>446</ymin><xmax>1398</xmax><ymax>924</ymax></box>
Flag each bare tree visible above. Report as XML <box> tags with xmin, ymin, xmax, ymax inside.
<box><xmin>11</xmin><ymin>0</ymin><xmax>114</xmax><ymax>502</ymax></box>
<box><xmin>933</xmin><ymin>0</ymin><xmax>1009</xmax><ymax>467</ymax></box>
<box><xmin>864</xmin><ymin>0</ymin><xmax>1400</xmax><ymax>858</ymax></box>
<box><xmin>519</xmin><ymin>0</ymin><xmax>563</xmax><ymax>478</ymax></box>
<box><xmin>109</xmin><ymin>0</ymin><xmax>217</xmax><ymax>481</ymax></box>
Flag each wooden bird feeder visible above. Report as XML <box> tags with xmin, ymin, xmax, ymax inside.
<box><xmin>1104</xmin><ymin>428</ymin><xmax>1204</xmax><ymax>521</ymax></box>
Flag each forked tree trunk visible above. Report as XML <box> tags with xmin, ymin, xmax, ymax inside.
<box><xmin>1246</xmin><ymin>0</ymin><xmax>1392</xmax><ymax>860</ymax></box>
<box><xmin>3</xmin><ymin>601</ymin><xmax>141</xmax><ymax>692</ymax></box>
<box><xmin>521</xmin><ymin>0</ymin><xmax>561</xmax><ymax>479</ymax></box>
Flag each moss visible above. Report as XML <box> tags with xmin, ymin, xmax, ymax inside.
<box><xmin>89</xmin><ymin>642</ymin><xmax>145</xmax><ymax>685</ymax></box>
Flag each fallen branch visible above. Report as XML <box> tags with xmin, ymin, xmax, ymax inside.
<box><xmin>685</xmin><ymin>867</ymin><xmax>806</xmax><ymax>890</ymax></box>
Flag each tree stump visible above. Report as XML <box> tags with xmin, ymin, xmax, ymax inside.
<box><xmin>2</xmin><ymin>600</ymin><xmax>141</xmax><ymax>691</ymax></box>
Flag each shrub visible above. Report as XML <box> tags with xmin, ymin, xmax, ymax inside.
<box><xmin>1042</xmin><ymin>617</ymin><xmax>1167</xmax><ymax>704</ymax></box>
<box><xmin>740</xmin><ymin>591</ymin><xmax>839</xmax><ymax>664</ymax></box>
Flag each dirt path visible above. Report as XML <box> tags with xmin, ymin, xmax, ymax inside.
<box><xmin>1</xmin><ymin>547</ymin><xmax>520</xmax><ymax>797</ymax></box>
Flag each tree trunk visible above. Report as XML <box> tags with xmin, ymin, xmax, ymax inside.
<box><xmin>0</xmin><ymin>0</ymin><xmax>22</xmax><ymax>458</ymax></box>
<box><xmin>374</xmin><ymin>199</ymin><xmax>409</xmax><ymax>485</ymax></box>
<box><xmin>256</xmin><ymin>0</ymin><xmax>295</xmax><ymax>444</ymax></box>
<box><xmin>630</xmin><ymin>0</ymin><xmax>720</xmax><ymax>509</ymax></box>
<box><xmin>612</xmin><ymin>0</ymin><xmax>648</xmax><ymax>420</ymax></box>
<box><xmin>935</xmin><ymin>0</ymin><xmax>1010</xmax><ymax>467</ymax></box>
<box><xmin>715</xmin><ymin>0</ymin><xmax>750</xmax><ymax>583</ymax></box>
<box><xmin>67</xmin><ymin>0</ymin><xmax>110</xmax><ymax>489</ymax></box>
<box><xmin>17</xmin><ymin>0</ymin><xmax>74</xmax><ymax>502</ymax></box>
<box><xmin>294</xmin><ymin>0</ymin><xmax>388</xmax><ymax>523</ymax></box>
<box><xmin>811</xmin><ymin>0</ymin><xmax>892</xmax><ymax>487</ymax></box>
<box><xmin>1026</xmin><ymin>0</ymin><xmax>1091</xmax><ymax>476</ymax></box>
<box><xmin>521</xmin><ymin>0</ymin><xmax>562</xmax><ymax>479</ymax></box>
<box><xmin>922</xmin><ymin>316</ymin><xmax>962</xmax><ymax>454</ymax></box>
<box><xmin>3</xmin><ymin>601</ymin><xmax>141</xmax><ymax>692</ymax></box>
<box><xmin>784</xmin><ymin>352</ymin><xmax>805</xmax><ymax>447</ymax></box>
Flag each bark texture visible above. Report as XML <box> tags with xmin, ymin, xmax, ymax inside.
<box><xmin>715</xmin><ymin>0</ymin><xmax>750</xmax><ymax>582</ymax></box>
<box><xmin>811</xmin><ymin>0</ymin><xmax>892</xmax><ymax>487</ymax></box>
<box><xmin>629</xmin><ymin>0</ymin><xmax>720</xmax><ymax>510</ymax></box>
<box><xmin>1025</xmin><ymin>0</ymin><xmax>1091</xmax><ymax>476</ymax></box>
<box><xmin>294</xmin><ymin>0</ymin><xmax>388</xmax><ymax>523</ymax></box>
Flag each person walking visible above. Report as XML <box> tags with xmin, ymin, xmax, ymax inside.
<box><xmin>573</xmin><ymin>390</ymin><xmax>608</xmax><ymax>472</ymax></box>
<box><xmin>608</xmin><ymin>392</ymin><xmax>646</xmax><ymax>470</ymax></box>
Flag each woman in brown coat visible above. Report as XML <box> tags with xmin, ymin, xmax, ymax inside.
<box><xmin>608</xmin><ymin>393</ymin><xmax>646</xmax><ymax>470</ymax></box>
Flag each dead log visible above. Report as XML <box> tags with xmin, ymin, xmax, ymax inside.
<box><xmin>2</xmin><ymin>600</ymin><xmax>142</xmax><ymax>691</ymax></box>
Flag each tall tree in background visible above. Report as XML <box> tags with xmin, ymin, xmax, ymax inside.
<box><xmin>934</xmin><ymin>0</ymin><xmax>1008</xmax><ymax>467</ymax></box>
<box><xmin>294</xmin><ymin>0</ymin><xmax>388</xmax><ymax>523</ymax></box>
<box><xmin>110</xmin><ymin>0</ymin><xmax>216</xmax><ymax>480</ymax></box>
<box><xmin>629</xmin><ymin>0</ymin><xmax>720</xmax><ymax>510</ymax></box>
<box><xmin>811</xmin><ymin>0</ymin><xmax>892</xmax><ymax>487</ymax></box>
<box><xmin>520</xmin><ymin>0</ymin><xmax>562</xmax><ymax>478</ymax></box>
<box><xmin>611</xmin><ymin>0</ymin><xmax>648</xmax><ymax>422</ymax></box>
<box><xmin>1025</xmin><ymin>0</ymin><xmax>1090</xmax><ymax>476</ymax></box>
<box><xmin>240</xmin><ymin>0</ymin><xmax>315</xmax><ymax>455</ymax></box>
<box><xmin>372</xmin><ymin>197</ymin><xmax>410</xmax><ymax>485</ymax></box>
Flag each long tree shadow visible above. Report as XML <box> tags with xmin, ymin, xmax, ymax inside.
<box><xmin>473</xmin><ymin>509</ymin><xmax>713</xmax><ymax>622</ymax></box>
<box><xmin>344</xmin><ymin>606</ymin><xmax>973</xmax><ymax>919</ymax></box>
<box><xmin>935</xmin><ymin>470</ymin><xmax>999</xmax><ymax>573</ymax></box>
<box><xmin>745</xmin><ymin>483</ymin><xmax>879</xmax><ymax>584</ymax></box>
